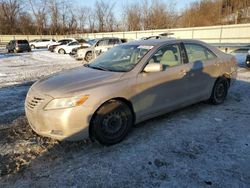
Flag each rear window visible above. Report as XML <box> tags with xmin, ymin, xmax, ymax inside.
<box><xmin>17</xmin><ymin>40</ymin><xmax>28</xmax><ymax>44</ymax></box>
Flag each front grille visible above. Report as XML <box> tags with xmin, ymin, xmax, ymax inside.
<box><xmin>26</xmin><ymin>96</ymin><xmax>44</xmax><ymax>110</ymax></box>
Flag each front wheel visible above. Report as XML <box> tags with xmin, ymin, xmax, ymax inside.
<box><xmin>58</xmin><ymin>49</ymin><xmax>66</xmax><ymax>54</ymax></box>
<box><xmin>209</xmin><ymin>77</ymin><xmax>229</xmax><ymax>105</ymax></box>
<box><xmin>30</xmin><ymin>45</ymin><xmax>35</xmax><ymax>49</ymax></box>
<box><xmin>84</xmin><ymin>52</ymin><xmax>93</xmax><ymax>62</ymax></box>
<box><xmin>91</xmin><ymin>100</ymin><xmax>133</xmax><ymax>145</ymax></box>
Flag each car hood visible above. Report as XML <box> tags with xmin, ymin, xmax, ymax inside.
<box><xmin>31</xmin><ymin>66</ymin><xmax>124</xmax><ymax>98</ymax></box>
<box><xmin>78</xmin><ymin>46</ymin><xmax>94</xmax><ymax>52</ymax></box>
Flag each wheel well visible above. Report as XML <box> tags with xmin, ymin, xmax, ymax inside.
<box><xmin>85</xmin><ymin>51</ymin><xmax>92</xmax><ymax>56</ymax></box>
<box><xmin>89</xmin><ymin>97</ymin><xmax>136</xmax><ymax>140</ymax></box>
<box><xmin>219</xmin><ymin>74</ymin><xmax>231</xmax><ymax>86</ymax></box>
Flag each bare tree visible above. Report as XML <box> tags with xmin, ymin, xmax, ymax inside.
<box><xmin>48</xmin><ymin>0</ymin><xmax>60</xmax><ymax>34</ymax></box>
<box><xmin>1</xmin><ymin>0</ymin><xmax>250</xmax><ymax>35</ymax></box>
<box><xmin>124</xmin><ymin>4</ymin><xmax>142</xmax><ymax>31</ymax></box>
<box><xmin>28</xmin><ymin>0</ymin><xmax>48</xmax><ymax>34</ymax></box>
<box><xmin>18</xmin><ymin>12</ymin><xmax>34</xmax><ymax>34</ymax></box>
<box><xmin>0</xmin><ymin>0</ymin><xmax>21</xmax><ymax>34</ymax></box>
<box><xmin>77</xmin><ymin>7</ymin><xmax>88</xmax><ymax>33</ymax></box>
<box><xmin>95</xmin><ymin>0</ymin><xmax>116</xmax><ymax>32</ymax></box>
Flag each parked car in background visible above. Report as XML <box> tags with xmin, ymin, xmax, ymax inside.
<box><xmin>54</xmin><ymin>41</ymin><xmax>89</xmax><ymax>54</ymax></box>
<box><xmin>6</xmin><ymin>40</ymin><xmax>31</xmax><ymax>53</ymax></box>
<box><xmin>230</xmin><ymin>47</ymin><xmax>250</xmax><ymax>66</ymax></box>
<box><xmin>29</xmin><ymin>39</ymin><xmax>56</xmax><ymax>49</ymax></box>
<box><xmin>245</xmin><ymin>50</ymin><xmax>250</xmax><ymax>68</ymax></box>
<box><xmin>75</xmin><ymin>38</ymin><xmax>89</xmax><ymax>44</ymax></box>
<box><xmin>29</xmin><ymin>39</ymin><xmax>39</xmax><ymax>43</ymax></box>
<box><xmin>139</xmin><ymin>33</ymin><xmax>175</xmax><ymax>40</ymax></box>
<box><xmin>70</xmin><ymin>45</ymin><xmax>90</xmax><ymax>60</ymax></box>
<box><xmin>74</xmin><ymin>37</ymin><xmax>124</xmax><ymax>61</ymax></box>
<box><xmin>48</xmin><ymin>39</ymin><xmax>76</xmax><ymax>52</ymax></box>
<box><xmin>25</xmin><ymin>39</ymin><xmax>237</xmax><ymax>145</ymax></box>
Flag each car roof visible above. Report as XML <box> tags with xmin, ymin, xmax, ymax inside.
<box><xmin>125</xmin><ymin>39</ymin><xmax>206</xmax><ymax>46</ymax></box>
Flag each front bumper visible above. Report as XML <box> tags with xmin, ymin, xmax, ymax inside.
<box><xmin>25</xmin><ymin>91</ymin><xmax>94</xmax><ymax>141</ymax></box>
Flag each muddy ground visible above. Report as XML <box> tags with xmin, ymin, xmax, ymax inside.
<box><xmin>0</xmin><ymin>50</ymin><xmax>250</xmax><ymax>187</ymax></box>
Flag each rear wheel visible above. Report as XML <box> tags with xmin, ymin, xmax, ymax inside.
<box><xmin>58</xmin><ymin>49</ymin><xmax>66</xmax><ymax>54</ymax></box>
<box><xmin>209</xmin><ymin>77</ymin><xmax>229</xmax><ymax>105</ymax></box>
<box><xmin>30</xmin><ymin>45</ymin><xmax>35</xmax><ymax>49</ymax></box>
<box><xmin>91</xmin><ymin>100</ymin><xmax>133</xmax><ymax>145</ymax></box>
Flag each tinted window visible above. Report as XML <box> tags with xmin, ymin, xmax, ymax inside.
<box><xmin>77</xmin><ymin>39</ymin><xmax>87</xmax><ymax>43</ymax></box>
<box><xmin>60</xmin><ymin>41</ymin><xmax>68</xmax><ymax>45</ymax></box>
<box><xmin>148</xmin><ymin>44</ymin><xmax>182</xmax><ymax>70</ymax></box>
<box><xmin>184</xmin><ymin>43</ymin><xmax>216</xmax><ymax>63</ymax></box>
<box><xmin>232</xmin><ymin>48</ymin><xmax>249</xmax><ymax>54</ymax></box>
<box><xmin>69</xmin><ymin>42</ymin><xmax>79</xmax><ymax>46</ymax></box>
<box><xmin>108</xmin><ymin>39</ymin><xmax>120</xmax><ymax>45</ymax></box>
<box><xmin>17</xmin><ymin>40</ymin><xmax>29</xmax><ymax>44</ymax></box>
<box><xmin>97</xmin><ymin>39</ymin><xmax>109</xmax><ymax>46</ymax></box>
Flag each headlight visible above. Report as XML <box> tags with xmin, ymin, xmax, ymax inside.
<box><xmin>44</xmin><ymin>95</ymin><xmax>89</xmax><ymax>110</ymax></box>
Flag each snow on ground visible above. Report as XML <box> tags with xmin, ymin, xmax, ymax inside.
<box><xmin>0</xmin><ymin>48</ymin><xmax>81</xmax><ymax>87</ymax></box>
<box><xmin>0</xmin><ymin>49</ymin><xmax>250</xmax><ymax>187</ymax></box>
<box><xmin>0</xmin><ymin>48</ymin><xmax>82</xmax><ymax>125</ymax></box>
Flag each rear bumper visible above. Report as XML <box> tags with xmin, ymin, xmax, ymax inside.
<box><xmin>15</xmin><ymin>46</ymin><xmax>31</xmax><ymax>52</ymax></box>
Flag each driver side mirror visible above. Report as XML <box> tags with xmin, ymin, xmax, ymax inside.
<box><xmin>143</xmin><ymin>63</ymin><xmax>163</xmax><ymax>73</ymax></box>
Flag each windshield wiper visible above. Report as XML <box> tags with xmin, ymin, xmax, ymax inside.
<box><xmin>84</xmin><ymin>64</ymin><xmax>110</xmax><ymax>71</ymax></box>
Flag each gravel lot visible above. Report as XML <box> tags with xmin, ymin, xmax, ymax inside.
<box><xmin>0</xmin><ymin>49</ymin><xmax>250</xmax><ymax>187</ymax></box>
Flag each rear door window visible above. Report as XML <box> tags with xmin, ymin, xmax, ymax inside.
<box><xmin>184</xmin><ymin>43</ymin><xmax>216</xmax><ymax>63</ymax></box>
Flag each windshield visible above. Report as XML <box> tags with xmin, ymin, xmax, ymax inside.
<box><xmin>88</xmin><ymin>45</ymin><xmax>153</xmax><ymax>72</ymax></box>
<box><xmin>88</xmin><ymin>39</ymin><xmax>98</xmax><ymax>46</ymax></box>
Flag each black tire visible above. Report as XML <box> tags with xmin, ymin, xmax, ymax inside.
<box><xmin>58</xmin><ymin>48</ymin><xmax>65</xmax><ymax>54</ymax></box>
<box><xmin>85</xmin><ymin>51</ymin><xmax>93</xmax><ymax>62</ymax></box>
<box><xmin>209</xmin><ymin>77</ymin><xmax>229</xmax><ymax>105</ymax></box>
<box><xmin>30</xmin><ymin>45</ymin><xmax>35</xmax><ymax>49</ymax></box>
<box><xmin>91</xmin><ymin>100</ymin><xmax>133</xmax><ymax>145</ymax></box>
